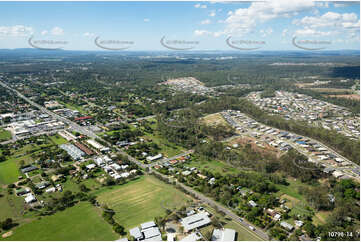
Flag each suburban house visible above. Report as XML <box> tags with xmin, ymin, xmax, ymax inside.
<box><xmin>249</xmin><ymin>200</ymin><xmax>258</xmax><ymax>207</ymax></box>
<box><xmin>24</xmin><ymin>194</ymin><xmax>37</xmax><ymax>204</ymax></box>
<box><xmin>280</xmin><ymin>221</ymin><xmax>294</xmax><ymax>231</ymax></box>
<box><xmin>146</xmin><ymin>154</ymin><xmax>163</xmax><ymax>162</ymax></box>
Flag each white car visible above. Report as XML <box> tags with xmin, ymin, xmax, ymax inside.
<box><xmin>249</xmin><ymin>225</ymin><xmax>255</xmax><ymax>231</ymax></box>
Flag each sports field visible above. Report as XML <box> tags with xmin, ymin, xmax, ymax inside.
<box><xmin>97</xmin><ymin>175</ymin><xmax>190</xmax><ymax>230</ymax></box>
<box><xmin>5</xmin><ymin>202</ymin><xmax>118</xmax><ymax>241</ymax></box>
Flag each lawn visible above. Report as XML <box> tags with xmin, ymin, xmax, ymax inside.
<box><xmin>275</xmin><ymin>178</ymin><xmax>306</xmax><ymax>201</ymax></box>
<box><xmin>0</xmin><ymin>159</ymin><xmax>20</xmax><ymax>184</ymax></box>
<box><xmin>143</xmin><ymin>131</ymin><xmax>185</xmax><ymax>158</ymax></box>
<box><xmin>4</xmin><ymin>202</ymin><xmax>118</xmax><ymax>241</ymax></box>
<box><xmin>186</xmin><ymin>155</ymin><xmax>239</xmax><ymax>175</ymax></box>
<box><xmin>0</xmin><ymin>129</ymin><xmax>11</xmax><ymax>141</ymax></box>
<box><xmin>48</xmin><ymin>134</ymin><xmax>68</xmax><ymax>145</ymax></box>
<box><xmin>0</xmin><ymin>190</ymin><xmax>24</xmax><ymax>221</ymax></box>
<box><xmin>96</xmin><ymin>175</ymin><xmax>190</xmax><ymax>230</ymax></box>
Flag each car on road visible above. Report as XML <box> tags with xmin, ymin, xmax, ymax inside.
<box><xmin>239</xmin><ymin>218</ymin><xmax>243</xmax><ymax>222</ymax></box>
<box><xmin>249</xmin><ymin>225</ymin><xmax>255</xmax><ymax>231</ymax></box>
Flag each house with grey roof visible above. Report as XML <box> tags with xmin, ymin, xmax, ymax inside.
<box><xmin>280</xmin><ymin>221</ymin><xmax>294</xmax><ymax>231</ymax></box>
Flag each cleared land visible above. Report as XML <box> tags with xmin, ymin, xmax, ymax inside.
<box><xmin>201</xmin><ymin>113</ymin><xmax>228</xmax><ymax>127</ymax></box>
<box><xmin>186</xmin><ymin>155</ymin><xmax>238</xmax><ymax>175</ymax></box>
<box><xmin>97</xmin><ymin>175</ymin><xmax>190</xmax><ymax>230</ymax></box>
<box><xmin>4</xmin><ymin>202</ymin><xmax>118</xmax><ymax>241</ymax></box>
<box><xmin>275</xmin><ymin>178</ymin><xmax>326</xmax><ymax>226</ymax></box>
<box><xmin>307</xmin><ymin>88</ymin><xmax>352</xmax><ymax>93</ymax></box>
<box><xmin>327</xmin><ymin>94</ymin><xmax>360</xmax><ymax>100</ymax></box>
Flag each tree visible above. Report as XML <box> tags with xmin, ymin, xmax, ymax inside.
<box><xmin>79</xmin><ymin>184</ymin><xmax>90</xmax><ymax>192</ymax></box>
<box><xmin>1</xmin><ymin>218</ymin><xmax>15</xmax><ymax>230</ymax></box>
<box><xmin>203</xmin><ymin>230</ymin><xmax>213</xmax><ymax>241</ymax></box>
<box><xmin>0</xmin><ymin>155</ymin><xmax>6</xmax><ymax>162</ymax></box>
<box><xmin>113</xmin><ymin>224</ymin><xmax>126</xmax><ymax>235</ymax></box>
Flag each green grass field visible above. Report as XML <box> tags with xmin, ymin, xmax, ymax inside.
<box><xmin>186</xmin><ymin>155</ymin><xmax>239</xmax><ymax>175</ymax></box>
<box><xmin>4</xmin><ymin>202</ymin><xmax>118</xmax><ymax>241</ymax></box>
<box><xmin>143</xmin><ymin>131</ymin><xmax>185</xmax><ymax>158</ymax></box>
<box><xmin>0</xmin><ymin>189</ymin><xmax>24</xmax><ymax>221</ymax></box>
<box><xmin>97</xmin><ymin>175</ymin><xmax>190</xmax><ymax>230</ymax></box>
<box><xmin>275</xmin><ymin>178</ymin><xmax>306</xmax><ymax>201</ymax></box>
<box><xmin>0</xmin><ymin>129</ymin><xmax>11</xmax><ymax>141</ymax></box>
<box><xmin>48</xmin><ymin>134</ymin><xmax>68</xmax><ymax>145</ymax></box>
<box><xmin>0</xmin><ymin>159</ymin><xmax>20</xmax><ymax>184</ymax></box>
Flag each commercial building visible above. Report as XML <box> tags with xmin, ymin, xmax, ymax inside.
<box><xmin>211</xmin><ymin>228</ymin><xmax>236</xmax><ymax>241</ymax></box>
<box><xmin>181</xmin><ymin>212</ymin><xmax>211</xmax><ymax>232</ymax></box>
<box><xmin>60</xmin><ymin>143</ymin><xmax>85</xmax><ymax>160</ymax></box>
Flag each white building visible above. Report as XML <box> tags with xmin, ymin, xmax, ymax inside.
<box><xmin>181</xmin><ymin>212</ymin><xmax>211</xmax><ymax>232</ymax></box>
<box><xmin>211</xmin><ymin>228</ymin><xmax>236</xmax><ymax>241</ymax></box>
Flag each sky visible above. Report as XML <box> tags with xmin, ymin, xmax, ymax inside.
<box><xmin>0</xmin><ymin>1</ymin><xmax>359</xmax><ymax>51</ymax></box>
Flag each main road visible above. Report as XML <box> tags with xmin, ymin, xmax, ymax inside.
<box><xmin>0</xmin><ymin>81</ymin><xmax>98</xmax><ymax>140</ymax></box>
<box><xmin>0</xmin><ymin>80</ymin><xmax>269</xmax><ymax>240</ymax></box>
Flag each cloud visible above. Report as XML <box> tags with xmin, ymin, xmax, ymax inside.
<box><xmin>0</xmin><ymin>25</ymin><xmax>33</xmax><ymax>37</ymax></box>
<box><xmin>51</xmin><ymin>27</ymin><xmax>64</xmax><ymax>36</ymax></box>
<box><xmin>293</xmin><ymin>12</ymin><xmax>359</xmax><ymax>29</ymax></box>
<box><xmin>41</xmin><ymin>30</ymin><xmax>48</xmax><ymax>36</ymax></box>
<box><xmin>83</xmin><ymin>32</ymin><xmax>95</xmax><ymax>37</ymax></box>
<box><xmin>201</xmin><ymin>19</ymin><xmax>211</xmax><ymax>25</ymax></box>
<box><xmin>260</xmin><ymin>28</ymin><xmax>273</xmax><ymax>37</ymax></box>
<box><xmin>294</xmin><ymin>28</ymin><xmax>334</xmax><ymax>36</ymax></box>
<box><xmin>194</xmin><ymin>29</ymin><xmax>212</xmax><ymax>36</ymax></box>
<box><xmin>209</xmin><ymin>10</ymin><xmax>216</xmax><ymax>17</ymax></box>
<box><xmin>217</xmin><ymin>0</ymin><xmax>316</xmax><ymax>36</ymax></box>
<box><xmin>333</xmin><ymin>2</ymin><xmax>358</xmax><ymax>8</ymax></box>
<box><xmin>315</xmin><ymin>2</ymin><xmax>329</xmax><ymax>8</ymax></box>
<box><xmin>144</xmin><ymin>18</ymin><xmax>150</xmax><ymax>22</ymax></box>
<box><xmin>194</xmin><ymin>3</ymin><xmax>207</xmax><ymax>9</ymax></box>
<box><xmin>293</xmin><ymin>11</ymin><xmax>360</xmax><ymax>38</ymax></box>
